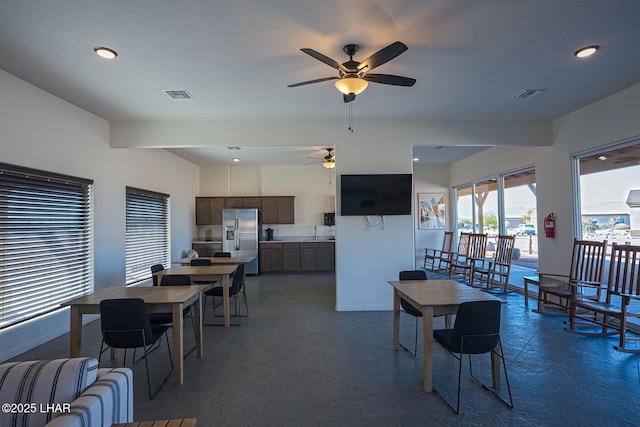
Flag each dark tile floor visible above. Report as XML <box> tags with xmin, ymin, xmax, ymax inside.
<box><xmin>10</xmin><ymin>273</ymin><xmax>640</xmax><ymax>426</ymax></box>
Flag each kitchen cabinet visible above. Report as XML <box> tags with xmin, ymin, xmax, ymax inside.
<box><xmin>282</xmin><ymin>243</ymin><xmax>300</xmax><ymax>272</ymax></box>
<box><xmin>261</xmin><ymin>197</ymin><xmax>295</xmax><ymax>225</ymax></box>
<box><xmin>259</xmin><ymin>241</ymin><xmax>334</xmax><ymax>273</ymax></box>
<box><xmin>259</xmin><ymin>243</ymin><xmax>283</xmax><ymax>273</ymax></box>
<box><xmin>195</xmin><ymin>197</ymin><xmax>225</xmax><ymax>225</ymax></box>
<box><xmin>196</xmin><ymin>196</ymin><xmax>294</xmax><ymax>225</ymax></box>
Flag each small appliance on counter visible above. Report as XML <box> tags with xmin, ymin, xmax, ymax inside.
<box><xmin>324</xmin><ymin>212</ymin><xmax>335</xmax><ymax>226</ymax></box>
<box><xmin>265</xmin><ymin>226</ymin><xmax>274</xmax><ymax>241</ymax></box>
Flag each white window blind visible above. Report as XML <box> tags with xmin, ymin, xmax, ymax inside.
<box><xmin>0</xmin><ymin>163</ymin><xmax>94</xmax><ymax>329</ymax></box>
<box><xmin>125</xmin><ymin>187</ymin><xmax>170</xmax><ymax>285</ymax></box>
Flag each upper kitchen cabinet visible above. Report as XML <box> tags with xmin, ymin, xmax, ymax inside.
<box><xmin>261</xmin><ymin>197</ymin><xmax>295</xmax><ymax>224</ymax></box>
<box><xmin>195</xmin><ymin>197</ymin><xmax>225</xmax><ymax>225</ymax></box>
<box><xmin>196</xmin><ymin>196</ymin><xmax>294</xmax><ymax>225</ymax></box>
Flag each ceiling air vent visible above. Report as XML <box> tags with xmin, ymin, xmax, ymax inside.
<box><xmin>511</xmin><ymin>89</ymin><xmax>546</xmax><ymax>99</ymax></box>
<box><xmin>162</xmin><ymin>90</ymin><xmax>193</xmax><ymax>100</ymax></box>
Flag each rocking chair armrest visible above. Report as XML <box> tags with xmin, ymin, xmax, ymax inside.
<box><xmin>612</xmin><ymin>292</ymin><xmax>640</xmax><ymax>304</ymax></box>
<box><xmin>568</xmin><ymin>280</ymin><xmax>603</xmax><ymax>288</ymax></box>
<box><xmin>537</xmin><ymin>272</ymin><xmax>569</xmax><ymax>280</ymax></box>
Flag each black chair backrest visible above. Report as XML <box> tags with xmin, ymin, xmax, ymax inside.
<box><xmin>214</xmin><ymin>252</ymin><xmax>232</xmax><ymax>257</ymax></box>
<box><xmin>399</xmin><ymin>270</ymin><xmax>426</xmax><ymax>317</ymax></box>
<box><xmin>450</xmin><ymin>300</ymin><xmax>501</xmax><ymax>355</ymax></box>
<box><xmin>100</xmin><ymin>298</ymin><xmax>153</xmax><ymax>348</ymax></box>
<box><xmin>230</xmin><ymin>263</ymin><xmax>245</xmax><ymax>294</ymax></box>
<box><xmin>159</xmin><ymin>274</ymin><xmax>192</xmax><ymax>286</ymax></box>
<box><xmin>190</xmin><ymin>258</ymin><xmax>212</xmax><ymax>266</ymax></box>
<box><xmin>150</xmin><ymin>264</ymin><xmax>164</xmax><ymax>286</ymax></box>
<box><xmin>399</xmin><ymin>270</ymin><xmax>427</xmax><ymax>281</ymax></box>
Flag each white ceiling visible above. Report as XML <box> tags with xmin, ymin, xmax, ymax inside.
<box><xmin>1</xmin><ymin>1</ymin><xmax>639</xmax><ymax>166</ymax></box>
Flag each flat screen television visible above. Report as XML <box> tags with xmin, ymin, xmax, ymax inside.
<box><xmin>340</xmin><ymin>174</ymin><xmax>412</xmax><ymax>216</ymax></box>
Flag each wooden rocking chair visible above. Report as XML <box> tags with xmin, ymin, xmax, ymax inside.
<box><xmin>565</xmin><ymin>243</ymin><xmax>640</xmax><ymax>353</ymax></box>
<box><xmin>533</xmin><ymin>238</ymin><xmax>607</xmax><ymax>316</ymax></box>
<box><xmin>469</xmin><ymin>235</ymin><xmax>515</xmax><ymax>293</ymax></box>
<box><xmin>423</xmin><ymin>231</ymin><xmax>454</xmax><ymax>272</ymax></box>
<box><xmin>449</xmin><ymin>233</ymin><xmax>487</xmax><ymax>283</ymax></box>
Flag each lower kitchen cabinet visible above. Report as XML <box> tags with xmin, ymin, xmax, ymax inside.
<box><xmin>259</xmin><ymin>242</ymin><xmax>335</xmax><ymax>273</ymax></box>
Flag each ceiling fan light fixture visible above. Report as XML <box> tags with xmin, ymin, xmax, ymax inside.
<box><xmin>323</xmin><ymin>160</ymin><xmax>336</xmax><ymax>169</ymax></box>
<box><xmin>335</xmin><ymin>76</ymin><xmax>368</xmax><ymax>95</ymax></box>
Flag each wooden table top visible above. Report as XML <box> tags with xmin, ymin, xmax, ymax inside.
<box><xmin>387</xmin><ymin>279</ymin><xmax>502</xmax><ymax>306</ymax></box>
<box><xmin>155</xmin><ymin>264</ymin><xmax>238</xmax><ymax>276</ymax></box>
<box><xmin>61</xmin><ymin>285</ymin><xmax>208</xmax><ymax>307</ymax></box>
<box><xmin>174</xmin><ymin>256</ymin><xmax>255</xmax><ymax>265</ymax></box>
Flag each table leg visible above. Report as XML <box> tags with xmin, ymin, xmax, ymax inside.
<box><xmin>194</xmin><ymin>294</ymin><xmax>203</xmax><ymax>358</ymax></box>
<box><xmin>172</xmin><ymin>303</ymin><xmax>184</xmax><ymax>385</ymax></box>
<box><xmin>222</xmin><ymin>273</ymin><xmax>230</xmax><ymax>328</ymax></box>
<box><xmin>392</xmin><ymin>291</ymin><xmax>400</xmax><ymax>351</ymax></box>
<box><xmin>422</xmin><ymin>306</ymin><xmax>434</xmax><ymax>393</ymax></box>
<box><xmin>69</xmin><ymin>306</ymin><xmax>82</xmax><ymax>357</ymax></box>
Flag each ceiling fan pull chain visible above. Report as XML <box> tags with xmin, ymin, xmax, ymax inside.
<box><xmin>348</xmin><ymin>102</ymin><xmax>354</xmax><ymax>132</ymax></box>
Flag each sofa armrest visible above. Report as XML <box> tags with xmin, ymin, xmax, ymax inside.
<box><xmin>45</xmin><ymin>367</ymin><xmax>133</xmax><ymax>427</ymax></box>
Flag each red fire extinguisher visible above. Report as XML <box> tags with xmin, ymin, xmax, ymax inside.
<box><xmin>544</xmin><ymin>213</ymin><xmax>555</xmax><ymax>238</ymax></box>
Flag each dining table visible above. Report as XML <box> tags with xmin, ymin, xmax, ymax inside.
<box><xmin>387</xmin><ymin>279</ymin><xmax>503</xmax><ymax>393</ymax></box>
<box><xmin>62</xmin><ymin>284</ymin><xmax>207</xmax><ymax>386</ymax></box>
<box><xmin>154</xmin><ymin>264</ymin><xmax>238</xmax><ymax>328</ymax></box>
<box><xmin>173</xmin><ymin>256</ymin><xmax>255</xmax><ymax>265</ymax></box>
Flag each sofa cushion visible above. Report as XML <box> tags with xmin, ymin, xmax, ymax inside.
<box><xmin>0</xmin><ymin>357</ymin><xmax>98</xmax><ymax>427</ymax></box>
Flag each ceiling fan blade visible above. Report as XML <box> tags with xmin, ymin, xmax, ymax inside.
<box><xmin>364</xmin><ymin>73</ymin><xmax>416</xmax><ymax>87</ymax></box>
<box><xmin>300</xmin><ymin>48</ymin><xmax>348</xmax><ymax>73</ymax></box>
<box><xmin>343</xmin><ymin>93</ymin><xmax>356</xmax><ymax>103</ymax></box>
<box><xmin>357</xmin><ymin>41</ymin><xmax>408</xmax><ymax>73</ymax></box>
<box><xmin>288</xmin><ymin>76</ymin><xmax>339</xmax><ymax>87</ymax></box>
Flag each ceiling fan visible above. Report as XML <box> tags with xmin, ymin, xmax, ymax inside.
<box><xmin>306</xmin><ymin>147</ymin><xmax>336</xmax><ymax>169</ymax></box>
<box><xmin>288</xmin><ymin>41</ymin><xmax>416</xmax><ymax>103</ymax></box>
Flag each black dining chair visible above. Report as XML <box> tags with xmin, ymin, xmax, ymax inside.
<box><xmin>148</xmin><ymin>264</ymin><xmax>173</xmax><ymax>326</ymax></box>
<box><xmin>98</xmin><ymin>298</ymin><xmax>173</xmax><ymax>400</ymax></box>
<box><xmin>398</xmin><ymin>270</ymin><xmax>450</xmax><ymax>356</ymax></box>
<box><xmin>204</xmin><ymin>263</ymin><xmax>247</xmax><ymax>325</ymax></box>
<box><xmin>158</xmin><ymin>274</ymin><xmax>198</xmax><ymax>357</ymax></box>
<box><xmin>432</xmin><ymin>300</ymin><xmax>513</xmax><ymax>414</ymax></box>
<box><xmin>190</xmin><ymin>258</ymin><xmax>218</xmax><ymax>288</ymax></box>
<box><xmin>213</xmin><ymin>252</ymin><xmax>232</xmax><ymax>257</ymax></box>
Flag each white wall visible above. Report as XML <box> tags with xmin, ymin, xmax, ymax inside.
<box><xmin>0</xmin><ymin>69</ymin><xmax>199</xmax><ymax>362</ymax></box>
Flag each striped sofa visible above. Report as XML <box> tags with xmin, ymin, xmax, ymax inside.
<box><xmin>0</xmin><ymin>357</ymin><xmax>133</xmax><ymax>427</ymax></box>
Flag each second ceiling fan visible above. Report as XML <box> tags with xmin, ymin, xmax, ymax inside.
<box><xmin>288</xmin><ymin>41</ymin><xmax>416</xmax><ymax>103</ymax></box>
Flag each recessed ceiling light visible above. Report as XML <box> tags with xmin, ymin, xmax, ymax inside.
<box><xmin>94</xmin><ymin>46</ymin><xmax>117</xmax><ymax>59</ymax></box>
<box><xmin>233</xmin><ymin>158</ymin><xmax>240</xmax><ymax>162</ymax></box>
<box><xmin>598</xmin><ymin>155</ymin><xmax>608</xmax><ymax>161</ymax></box>
<box><xmin>574</xmin><ymin>45</ymin><xmax>599</xmax><ymax>58</ymax></box>
<box><xmin>412</xmin><ymin>157</ymin><xmax>420</xmax><ymax>162</ymax></box>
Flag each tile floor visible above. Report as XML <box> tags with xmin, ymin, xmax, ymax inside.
<box><xmin>10</xmin><ymin>272</ymin><xmax>640</xmax><ymax>426</ymax></box>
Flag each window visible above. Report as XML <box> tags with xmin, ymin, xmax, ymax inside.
<box><xmin>575</xmin><ymin>140</ymin><xmax>640</xmax><ymax>246</ymax></box>
<box><xmin>125</xmin><ymin>187</ymin><xmax>170</xmax><ymax>285</ymax></box>
<box><xmin>0</xmin><ymin>163</ymin><xmax>93</xmax><ymax>329</ymax></box>
<box><xmin>454</xmin><ymin>166</ymin><xmax>538</xmax><ymax>282</ymax></box>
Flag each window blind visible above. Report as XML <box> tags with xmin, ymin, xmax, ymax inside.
<box><xmin>125</xmin><ymin>187</ymin><xmax>170</xmax><ymax>285</ymax></box>
<box><xmin>0</xmin><ymin>163</ymin><xmax>94</xmax><ymax>330</ymax></box>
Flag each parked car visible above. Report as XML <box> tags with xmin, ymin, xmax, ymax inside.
<box><xmin>514</xmin><ymin>224</ymin><xmax>536</xmax><ymax>236</ymax></box>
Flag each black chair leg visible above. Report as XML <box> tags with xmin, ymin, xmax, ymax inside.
<box><xmin>398</xmin><ymin>312</ymin><xmax>418</xmax><ymax>357</ymax></box>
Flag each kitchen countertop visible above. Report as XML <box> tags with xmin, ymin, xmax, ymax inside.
<box><xmin>259</xmin><ymin>238</ymin><xmax>335</xmax><ymax>243</ymax></box>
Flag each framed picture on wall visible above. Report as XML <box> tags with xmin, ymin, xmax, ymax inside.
<box><xmin>418</xmin><ymin>193</ymin><xmax>446</xmax><ymax>230</ymax></box>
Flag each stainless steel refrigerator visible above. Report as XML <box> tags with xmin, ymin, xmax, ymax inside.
<box><xmin>222</xmin><ymin>208</ymin><xmax>259</xmax><ymax>275</ymax></box>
